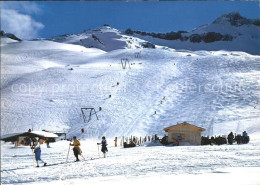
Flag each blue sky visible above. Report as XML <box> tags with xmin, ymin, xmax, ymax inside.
<box><xmin>1</xmin><ymin>1</ymin><xmax>259</xmax><ymax>40</ymax></box>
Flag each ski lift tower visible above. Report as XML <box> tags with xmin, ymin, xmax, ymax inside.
<box><xmin>121</xmin><ymin>58</ymin><xmax>131</xmax><ymax>69</ymax></box>
<box><xmin>81</xmin><ymin>107</ymin><xmax>99</xmax><ymax>123</ymax></box>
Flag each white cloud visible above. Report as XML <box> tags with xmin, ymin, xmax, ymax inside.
<box><xmin>1</xmin><ymin>2</ymin><xmax>44</xmax><ymax>40</ymax></box>
<box><xmin>1</xmin><ymin>1</ymin><xmax>41</xmax><ymax>15</ymax></box>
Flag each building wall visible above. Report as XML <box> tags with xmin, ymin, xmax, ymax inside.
<box><xmin>167</xmin><ymin>126</ymin><xmax>202</xmax><ymax>145</ymax></box>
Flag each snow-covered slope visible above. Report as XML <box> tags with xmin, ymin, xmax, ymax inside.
<box><xmin>1</xmin><ymin>37</ymin><xmax>259</xmax><ymax>139</ymax></box>
<box><xmin>132</xmin><ymin>12</ymin><xmax>260</xmax><ymax>55</ymax></box>
<box><xmin>1</xmin><ymin>37</ymin><xmax>19</xmax><ymax>46</ymax></box>
<box><xmin>49</xmin><ymin>26</ymin><xmax>155</xmax><ymax>52</ymax></box>
<box><xmin>0</xmin><ymin>30</ymin><xmax>22</xmax><ymax>42</ymax></box>
<box><xmin>0</xmin><ymin>31</ymin><xmax>21</xmax><ymax>46</ymax></box>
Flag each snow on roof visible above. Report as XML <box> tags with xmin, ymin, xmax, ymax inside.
<box><xmin>30</xmin><ymin>131</ymin><xmax>58</xmax><ymax>138</ymax></box>
<box><xmin>0</xmin><ymin>132</ymin><xmax>27</xmax><ymax>140</ymax></box>
<box><xmin>0</xmin><ymin>131</ymin><xmax>58</xmax><ymax>140</ymax></box>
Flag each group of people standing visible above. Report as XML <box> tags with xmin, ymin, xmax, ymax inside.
<box><xmin>228</xmin><ymin>131</ymin><xmax>249</xmax><ymax>145</ymax></box>
<box><xmin>201</xmin><ymin>131</ymin><xmax>250</xmax><ymax>145</ymax></box>
<box><xmin>121</xmin><ymin>134</ymin><xmax>160</xmax><ymax>148</ymax></box>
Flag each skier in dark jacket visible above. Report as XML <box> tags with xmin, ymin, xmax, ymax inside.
<box><xmin>228</xmin><ymin>132</ymin><xmax>234</xmax><ymax>145</ymax></box>
<box><xmin>31</xmin><ymin>137</ymin><xmax>47</xmax><ymax>167</ymax></box>
<box><xmin>242</xmin><ymin>131</ymin><xmax>249</xmax><ymax>144</ymax></box>
<box><xmin>97</xmin><ymin>136</ymin><xmax>108</xmax><ymax>158</ymax></box>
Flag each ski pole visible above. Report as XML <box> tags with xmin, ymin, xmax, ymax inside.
<box><xmin>66</xmin><ymin>144</ymin><xmax>71</xmax><ymax>162</ymax></box>
<box><xmin>80</xmin><ymin>154</ymin><xmax>86</xmax><ymax>161</ymax></box>
<box><xmin>31</xmin><ymin>149</ymin><xmax>35</xmax><ymax>167</ymax></box>
<box><xmin>97</xmin><ymin>144</ymin><xmax>100</xmax><ymax>158</ymax></box>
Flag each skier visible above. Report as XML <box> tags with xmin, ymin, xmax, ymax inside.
<box><xmin>81</xmin><ymin>128</ymin><xmax>84</xmax><ymax>133</ymax></box>
<box><xmin>31</xmin><ymin>137</ymin><xmax>47</xmax><ymax>167</ymax></box>
<box><xmin>228</xmin><ymin>132</ymin><xmax>234</xmax><ymax>144</ymax></box>
<box><xmin>46</xmin><ymin>138</ymin><xmax>50</xmax><ymax>148</ymax></box>
<box><xmin>114</xmin><ymin>137</ymin><xmax>117</xmax><ymax>147</ymax></box>
<box><xmin>70</xmin><ymin>136</ymin><xmax>82</xmax><ymax>162</ymax></box>
<box><xmin>97</xmin><ymin>136</ymin><xmax>108</xmax><ymax>158</ymax></box>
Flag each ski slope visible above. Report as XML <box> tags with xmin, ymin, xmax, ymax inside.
<box><xmin>1</xmin><ymin>36</ymin><xmax>260</xmax><ymax>139</ymax></box>
<box><xmin>1</xmin><ymin>11</ymin><xmax>260</xmax><ymax>185</ymax></box>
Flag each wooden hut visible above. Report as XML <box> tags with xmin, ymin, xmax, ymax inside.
<box><xmin>0</xmin><ymin>130</ymin><xmax>58</xmax><ymax>146</ymax></box>
<box><xmin>164</xmin><ymin>122</ymin><xmax>205</xmax><ymax>145</ymax></box>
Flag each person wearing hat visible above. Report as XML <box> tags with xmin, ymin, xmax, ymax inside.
<box><xmin>97</xmin><ymin>136</ymin><xmax>108</xmax><ymax>158</ymax></box>
<box><xmin>31</xmin><ymin>137</ymin><xmax>47</xmax><ymax>167</ymax></box>
<box><xmin>70</xmin><ymin>136</ymin><xmax>82</xmax><ymax>161</ymax></box>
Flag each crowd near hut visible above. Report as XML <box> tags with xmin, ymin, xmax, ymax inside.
<box><xmin>1</xmin><ymin>123</ymin><xmax>250</xmax><ymax>149</ymax></box>
<box><xmin>120</xmin><ymin>134</ymin><xmax>160</xmax><ymax>148</ymax></box>
<box><xmin>119</xmin><ymin>122</ymin><xmax>250</xmax><ymax>148</ymax></box>
<box><xmin>201</xmin><ymin>131</ymin><xmax>250</xmax><ymax>145</ymax></box>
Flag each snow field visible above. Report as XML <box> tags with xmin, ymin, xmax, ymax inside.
<box><xmin>1</xmin><ymin>139</ymin><xmax>260</xmax><ymax>185</ymax></box>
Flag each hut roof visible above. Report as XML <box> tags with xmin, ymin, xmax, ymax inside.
<box><xmin>164</xmin><ymin>122</ymin><xmax>206</xmax><ymax>132</ymax></box>
<box><xmin>0</xmin><ymin>131</ymin><xmax>58</xmax><ymax>141</ymax></box>
<box><xmin>30</xmin><ymin>131</ymin><xmax>58</xmax><ymax>138</ymax></box>
<box><xmin>0</xmin><ymin>132</ymin><xmax>26</xmax><ymax>140</ymax></box>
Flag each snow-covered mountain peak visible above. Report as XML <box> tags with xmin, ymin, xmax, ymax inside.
<box><xmin>50</xmin><ymin>26</ymin><xmax>155</xmax><ymax>52</ymax></box>
<box><xmin>212</xmin><ymin>12</ymin><xmax>252</xmax><ymax>26</ymax></box>
<box><xmin>83</xmin><ymin>25</ymin><xmax>121</xmax><ymax>34</ymax></box>
<box><xmin>187</xmin><ymin>12</ymin><xmax>260</xmax><ymax>36</ymax></box>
